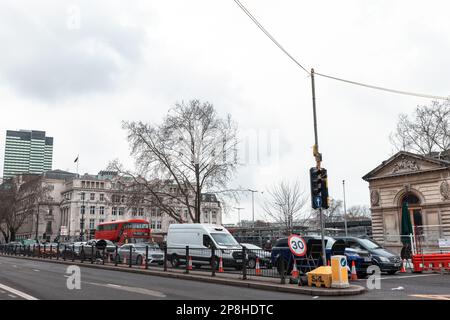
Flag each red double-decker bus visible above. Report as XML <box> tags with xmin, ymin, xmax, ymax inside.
<box><xmin>95</xmin><ymin>219</ymin><xmax>151</xmax><ymax>245</ymax></box>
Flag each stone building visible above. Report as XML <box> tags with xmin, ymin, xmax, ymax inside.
<box><xmin>363</xmin><ymin>151</ymin><xmax>450</xmax><ymax>254</ymax></box>
<box><xmin>2</xmin><ymin>170</ymin><xmax>222</xmax><ymax>242</ymax></box>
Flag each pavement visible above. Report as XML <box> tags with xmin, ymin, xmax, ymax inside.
<box><xmin>0</xmin><ymin>255</ymin><xmax>449</xmax><ymax>300</ymax></box>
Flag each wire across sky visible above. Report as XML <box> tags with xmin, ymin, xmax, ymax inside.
<box><xmin>232</xmin><ymin>0</ymin><xmax>449</xmax><ymax>101</ymax></box>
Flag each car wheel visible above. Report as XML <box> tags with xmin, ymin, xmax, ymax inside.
<box><xmin>248</xmin><ymin>258</ymin><xmax>256</xmax><ymax>269</ymax></box>
<box><xmin>171</xmin><ymin>254</ymin><xmax>180</xmax><ymax>268</ymax></box>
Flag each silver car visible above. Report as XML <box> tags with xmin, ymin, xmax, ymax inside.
<box><xmin>117</xmin><ymin>243</ymin><xmax>164</xmax><ymax>265</ymax></box>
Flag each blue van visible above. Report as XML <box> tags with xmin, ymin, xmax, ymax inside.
<box><xmin>270</xmin><ymin>235</ymin><xmax>373</xmax><ymax>277</ymax></box>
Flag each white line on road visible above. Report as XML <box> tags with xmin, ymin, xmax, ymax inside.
<box><xmin>0</xmin><ymin>283</ymin><xmax>38</xmax><ymax>300</ymax></box>
<box><xmin>8</xmin><ymin>294</ymin><xmax>17</xmax><ymax>299</ymax></box>
<box><xmin>32</xmin><ymin>269</ymin><xmax>40</xmax><ymax>272</ymax></box>
<box><xmin>86</xmin><ymin>281</ymin><xmax>167</xmax><ymax>298</ymax></box>
<box><xmin>380</xmin><ymin>274</ymin><xmax>441</xmax><ymax>280</ymax></box>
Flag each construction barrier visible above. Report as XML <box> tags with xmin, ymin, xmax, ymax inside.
<box><xmin>412</xmin><ymin>253</ymin><xmax>450</xmax><ymax>272</ymax></box>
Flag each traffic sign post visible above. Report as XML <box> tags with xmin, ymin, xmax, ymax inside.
<box><xmin>288</xmin><ymin>235</ymin><xmax>307</xmax><ymax>257</ymax></box>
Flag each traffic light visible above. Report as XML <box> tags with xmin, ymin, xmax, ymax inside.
<box><xmin>309</xmin><ymin>167</ymin><xmax>329</xmax><ymax>209</ymax></box>
<box><xmin>320</xmin><ymin>168</ymin><xmax>329</xmax><ymax>209</ymax></box>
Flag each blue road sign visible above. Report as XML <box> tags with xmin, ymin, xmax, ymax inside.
<box><xmin>314</xmin><ymin>196</ymin><xmax>322</xmax><ymax>208</ymax></box>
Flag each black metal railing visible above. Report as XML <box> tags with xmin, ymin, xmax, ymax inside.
<box><xmin>0</xmin><ymin>243</ymin><xmax>311</xmax><ymax>282</ymax></box>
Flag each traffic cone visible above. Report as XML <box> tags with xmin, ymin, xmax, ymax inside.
<box><xmin>400</xmin><ymin>259</ymin><xmax>406</xmax><ymax>273</ymax></box>
<box><xmin>187</xmin><ymin>256</ymin><xmax>193</xmax><ymax>270</ymax></box>
<box><xmin>291</xmin><ymin>260</ymin><xmax>299</xmax><ymax>279</ymax></box>
<box><xmin>255</xmin><ymin>257</ymin><xmax>262</xmax><ymax>276</ymax></box>
<box><xmin>219</xmin><ymin>257</ymin><xmax>224</xmax><ymax>273</ymax></box>
<box><xmin>350</xmin><ymin>260</ymin><xmax>358</xmax><ymax>281</ymax></box>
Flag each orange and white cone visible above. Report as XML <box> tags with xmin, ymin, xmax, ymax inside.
<box><xmin>187</xmin><ymin>256</ymin><xmax>193</xmax><ymax>270</ymax></box>
<box><xmin>400</xmin><ymin>259</ymin><xmax>406</xmax><ymax>273</ymax></box>
<box><xmin>350</xmin><ymin>260</ymin><xmax>358</xmax><ymax>281</ymax></box>
<box><xmin>291</xmin><ymin>260</ymin><xmax>299</xmax><ymax>279</ymax></box>
<box><xmin>219</xmin><ymin>257</ymin><xmax>224</xmax><ymax>273</ymax></box>
<box><xmin>255</xmin><ymin>257</ymin><xmax>262</xmax><ymax>276</ymax></box>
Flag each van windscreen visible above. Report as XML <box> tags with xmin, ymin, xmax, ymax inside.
<box><xmin>211</xmin><ymin>233</ymin><xmax>238</xmax><ymax>246</ymax></box>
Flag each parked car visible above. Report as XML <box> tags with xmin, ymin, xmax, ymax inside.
<box><xmin>271</xmin><ymin>235</ymin><xmax>373</xmax><ymax>277</ymax></box>
<box><xmin>117</xmin><ymin>243</ymin><xmax>164</xmax><ymax>265</ymax></box>
<box><xmin>80</xmin><ymin>239</ymin><xmax>116</xmax><ymax>260</ymax></box>
<box><xmin>167</xmin><ymin>224</ymin><xmax>244</xmax><ymax>270</ymax></box>
<box><xmin>335</xmin><ymin>236</ymin><xmax>402</xmax><ymax>274</ymax></box>
<box><xmin>240</xmin><ymin>243</ymin><xmax>272</xmax><ymax>268</ymax></box>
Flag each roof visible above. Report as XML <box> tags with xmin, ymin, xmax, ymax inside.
<box><xmin>362</xmin><ymin>151</ymin><xmax>450</xmax><ymax>181</ymax></box>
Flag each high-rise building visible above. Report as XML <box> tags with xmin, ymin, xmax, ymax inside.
<box><xmin>3</xmin><ymin>130</ymin><xmax>53</xmax><ymax>179</ymax></box>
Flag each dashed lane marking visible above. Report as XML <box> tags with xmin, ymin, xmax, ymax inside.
<box><xmin>0</xmin><ymin>283</ymin><xmax>38</xmax><ymax>300</ymax></box>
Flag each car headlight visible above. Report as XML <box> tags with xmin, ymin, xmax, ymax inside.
<box><xmin>379</xmin><ymin>256</ymin><xmax>390</xmax><ymax>262</ymax></box>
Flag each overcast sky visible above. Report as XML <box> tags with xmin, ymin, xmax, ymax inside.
<box><xmin>1</xmin><ymin>0</ymin><xmax>449</xmax><ymax>224</ymax></box>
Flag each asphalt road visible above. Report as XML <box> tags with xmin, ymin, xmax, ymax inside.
<box><xmin>0</xmin><ymin>256</ymin><xmax>449</xmax><ymax>300</ymax></box>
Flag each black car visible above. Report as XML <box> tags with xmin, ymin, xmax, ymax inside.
<box><xmin>335</xmin><ymin>237</ymin><xmax>402</xmax><ymax>274</ymax></box>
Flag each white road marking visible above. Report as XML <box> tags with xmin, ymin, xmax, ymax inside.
<box><xmin>410</xmin><ymin>294</ymin><xmax>450</xmax><ymax>300</ymax></box>
<box><xmin>33</xmin><ymin>269</ymin><xmax>40</xmax><ymax>272</ymax></box>
<box><xmin>380</xmin><ymin>274</ymin><xmax>441</xmax><ymax>280</ymax></box>
<box><xmin>86</xmin><ymin>281</ymin><xmax>166</xmax><ymax>298</ymax></box>
<box><xmin>8</xmin><ymin>294</ymin><xmax>17</xmax><ymax>299</ymax></box>
<box><xmin>0</xmin><ymin>283</ymin><xmax>38</xmax><ymax>300</ymax></box>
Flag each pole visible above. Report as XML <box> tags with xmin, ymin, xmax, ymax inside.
<box><xmin>342</xmin><ymin>180</ymin><xmax>348</xmax><ymax>237</ymax></box>
<box><xmin>35</xmin><ymin>204</ymin><xmax>40</xmax><ymax>241</ymax></box>
<box><xmin>311</xmin><ymin>68</ymin><xmax>327</xmax><ymax>265</ymax></box>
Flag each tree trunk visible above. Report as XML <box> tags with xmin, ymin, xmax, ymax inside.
<box><xmin>195</xmin><ymin>163</ymin><xmax>201</xmax><ymax>223</ymax></box>
<box><xmin>10</xmin><ymin>230</ymin><xmax>16</xmax><ymax>242</ymax></box>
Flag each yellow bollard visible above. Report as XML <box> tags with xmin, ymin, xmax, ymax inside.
<box><xmin>331</xmin><ymin>255</ymin><xmax>349</xmax><ymax>289</ymax></box>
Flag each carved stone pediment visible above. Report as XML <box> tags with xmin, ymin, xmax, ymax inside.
<box><xmin>392</xmin><ymin>157</ymin><xmax>420</xmax><ymax>174</ymax></box>
<box><xmin>363</xmin><ymin>151</ymin><xmax>450</xmax><ymax>181</ymax></box>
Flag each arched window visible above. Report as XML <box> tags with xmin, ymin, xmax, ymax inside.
<box><xmin>401</xmin><ymin>193</ymin><xmax>420</xmax><ymax>206</ymax></box>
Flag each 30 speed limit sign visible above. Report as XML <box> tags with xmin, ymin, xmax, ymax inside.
<box><xmin>288</xmin><ymin>235</ymin><xmax>307</xmax><ymax>257</ymax></box>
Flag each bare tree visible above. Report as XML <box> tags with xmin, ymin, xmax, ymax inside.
<box><xmin>111</xmin><ymin>100</ymin><xmax>238</xmax><ymax>223</ymax></box>
<box><xmin>347</xmin><ymin>205</ymin><xmax>371</xmax><ymax>220</ymax></box>
<box><xmin>0</xmin><ymin>175</ymin><xmax>51</xmax><ymax>242</ymax></box>
<box><xmin>325</xmin><ymin>198</ymin><xmax>343</xmax><ymax>222</ymax></box>
<box><xmin>262</xmin><ymin>181</ymin><xmax>308</xmax><ymax>235</ymax></box>
<box><xmin>390</xmin><ymin>100</ymin><xmax>450</xmax><ymax>155</ymax></box>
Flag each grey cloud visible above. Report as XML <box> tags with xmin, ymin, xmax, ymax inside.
<box><xmin>0</xmin><ymin>1</ymin><xmax>148</xmax><ymax>101</ymax></box>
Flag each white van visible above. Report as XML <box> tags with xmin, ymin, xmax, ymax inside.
<box><xmin>166</xmin><ymin>224</ymin><xmax>244</xmax><ymax>270</ymax></box>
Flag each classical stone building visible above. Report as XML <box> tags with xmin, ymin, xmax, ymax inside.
<box><xmin>2</xmin><ymin>170</ymin><xmax>222</xmax><ymax>243</ymax></box>
<box><xmin>363</xmin><ymin>151</ymin><xmax>450</xmax><ymax>254</ymax></box>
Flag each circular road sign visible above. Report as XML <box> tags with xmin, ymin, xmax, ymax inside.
<box><xmin>288</xmin><ymin>235</ymin><xmax>307</xmax><ymax>257</ymax></box>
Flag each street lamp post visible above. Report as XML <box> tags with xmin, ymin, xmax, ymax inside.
<box><xmin>233</xmin><ymin>207</ymin><xmax>244</xmax><ymax>227</ymax></box>
<box><xmin>247</xmin><ymin>189</ymin><xmax>259</xmax><ymax>228</ymax></box>
<box><xmin>79</xmin><ymin>193</ymin><xmax>85</xmax><ymax>241</ymax></box>
<box><xmin>342</xmin><ymin>180</ymin><xmax>348</xmax><ymax>237</ymax></box>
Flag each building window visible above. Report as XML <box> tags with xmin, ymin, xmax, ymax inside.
<box><xmin>99</xmin><ymin>206</ymin><xmax>104</xmax><ymax>215</ymax></box>
<box><xmin>150</xmin><ymin>221</ymin><xmax>156</xmax><ymax>229</ymax></box>
<box><xmin>80</xmin><ymin>205</ymin><xmax>85</xmax><ymax>215</ymax></box>
<box><xmin>90</xmin><ymin>206</ymin><xmax>95</xmax><ymax>215</ymax></box>
<box><xmin>157</xmin><ymin>209</ymin><xmax>162</xmax><ymax>217</ymax></box>
<box><xmin>212</xmin><ymin>212</ymin><xmax>217</xmax><ymax>219</ymax></box>
<box><xmin>100</xmin><ymin>182</ymin><xmax>104</xmax><ymax>189</ymax></box>
<box><xmin>138</xmin><ymin>208</ymin><xmax>144</xmax><ymax>216</ymax></box>
<box><xmin>89</xmin><ymin>219</ymin><xmax>95</xmax><ymax>230</ymax></box>
<box><xmin>90</xmin><ymin>193</ymin><xmax>95</xmax><ymax>201</ymax></box>
<box><xmin>81</xmin><ymin>193</ymin><xmax>85</xmax><ymax>201</ymax></box>
<box><xmin>119</xmin><ymin>207</ymin><xmax>124</xmax><ymax>215</ymax></box>
<box><xmin>100</xmin><ymin>194</ymin><xmax>104</xmax><ymax>201</ymax></box>
<box><xmin>121</xmin><ymin>195</ymin><xmax>125</xmax><ymax>203</ymax></box>
<box><xmin>156</xmin><ymin>221</ymin><xmax>162</xmax><ymax>229</ymax></box>
<box><xmin>151</xmin><ymin>209</ymin><xmax>156</xmax><ymax>218</ymax></box>
<box><xmin>95</xmin><ymin>182</ymin><xmax>99</xmax><ymax>189</ymax></box>
<box><xmin>112</xmin><ymin>207</ymin><xmax>117</xmax><ymax>215</ymax></box>
<box><xmin>132</xmin><ymin>207</ymin><xmax>137</xmax><ymax>216</ymax></box>
<box><xmin>99</xmin><ymin>219</ymin><xmax>104</xmax><ymax>224</ymax></box>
